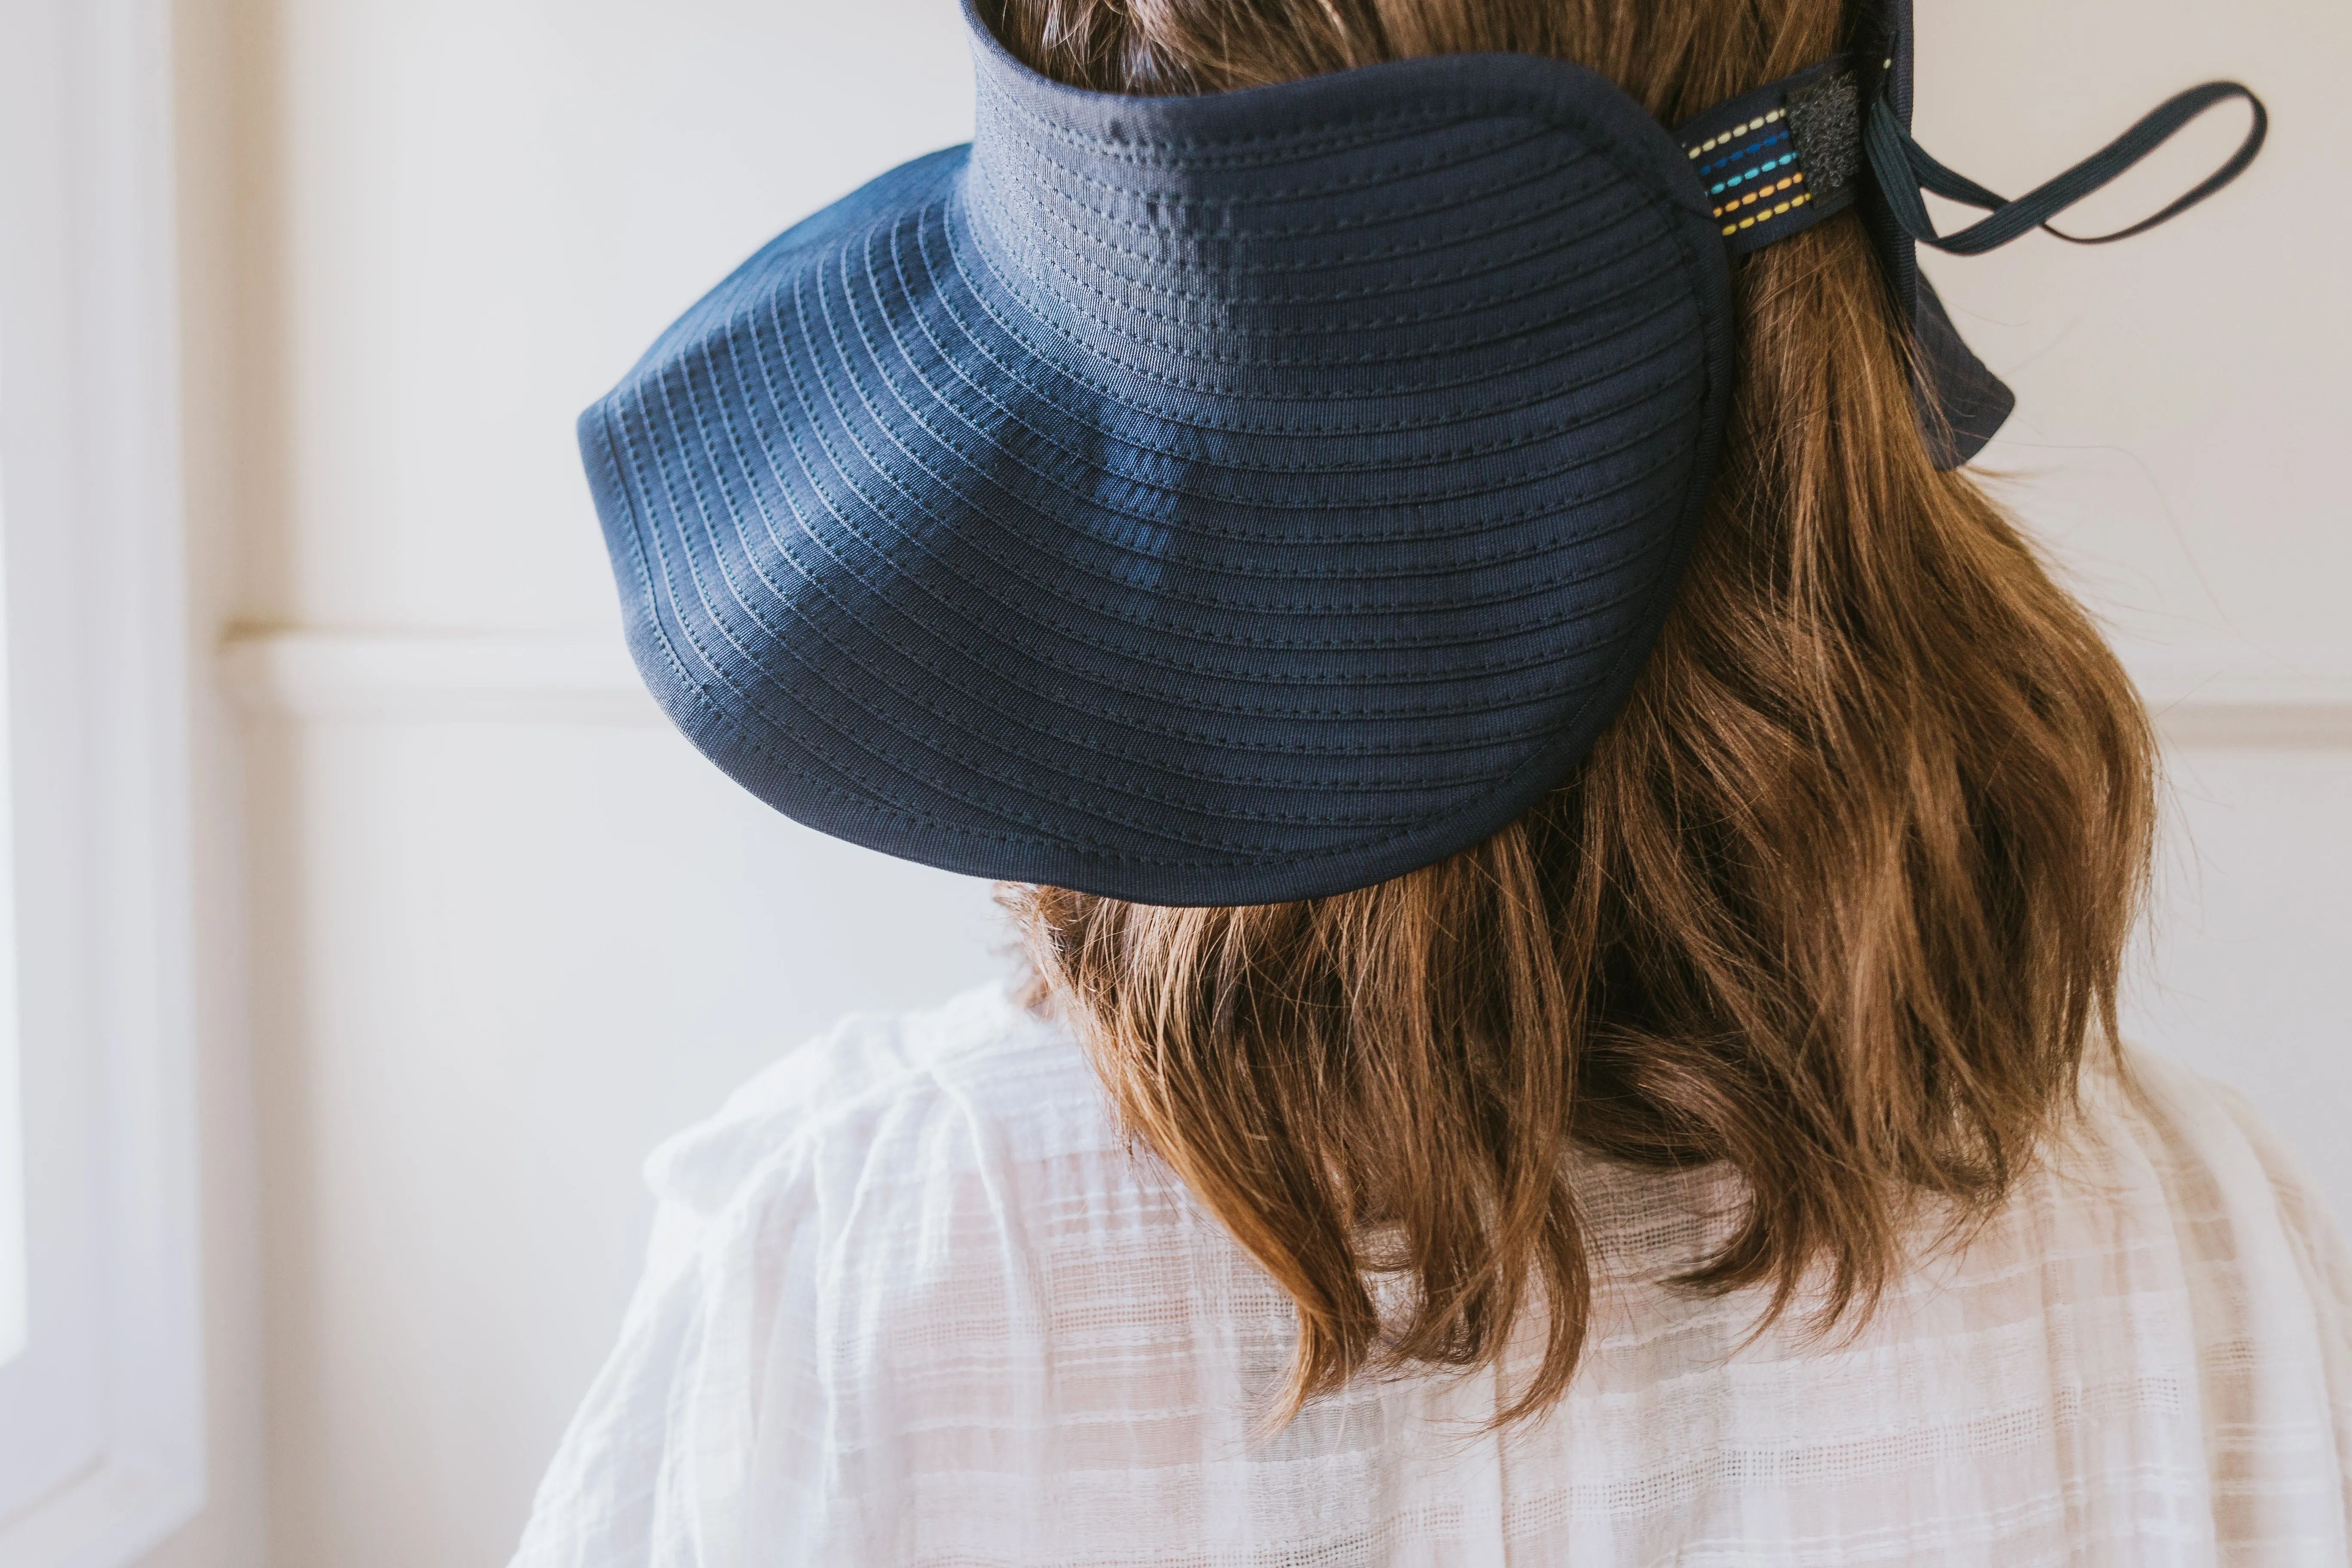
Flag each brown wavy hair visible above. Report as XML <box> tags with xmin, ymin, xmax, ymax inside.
<box><xmin>993</xmin><ymin>0</ymin><xmax>2157</xmax><ymax>1426</ymax></box>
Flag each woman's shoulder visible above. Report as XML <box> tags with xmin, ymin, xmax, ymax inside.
<box><xmin>2080</xmin><ymin>1045</ymin><xmax>2352</xmax><ymax>1307</ymax></box>
<box><xmin>640</xmin><ymin>978</ymin><xmax>1119</xmax><ymax>1221</ymax></box>
<box><xmin>511</xmin><ymin>984</ymin><xmax>1180</xmax><ymax>1568</ymax></box>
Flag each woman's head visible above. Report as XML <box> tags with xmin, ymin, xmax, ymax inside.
<box><xmin>996</xmin><ymin>0</ymin><xmax>2157</xmax><ymax>1424</ymax></box>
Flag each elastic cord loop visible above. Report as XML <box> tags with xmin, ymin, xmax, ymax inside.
<box><xmin>1864</xmin><ymin>81</ymin><xmax>2268</xmax><ymax>257</ymax></box>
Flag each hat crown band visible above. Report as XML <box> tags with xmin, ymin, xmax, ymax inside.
<box><xmin>959</xmin><ymin>57</ymin><xmax>1690</xmax><ymax>400</ymax></box>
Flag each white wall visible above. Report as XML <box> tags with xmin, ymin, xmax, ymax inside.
<box><xmin>190</xmin><ymin>2</ymin><xmax>1005</xmax><ymax>1563</ymax></box>
<box><xmin>1917</xmin><ymin>0</ymin><xmax>2352</xmax><ymax>1208</ymax></box>
<box><xmin>167</xmin><ymin>0</ymin><xmax>2349</xmax><ymax>1563</ymax></box>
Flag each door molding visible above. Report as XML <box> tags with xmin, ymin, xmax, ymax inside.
<box><xmin>0</xmin><ymin>0</ymin><xmax>207</xmax><ymax>1559</ymax></box>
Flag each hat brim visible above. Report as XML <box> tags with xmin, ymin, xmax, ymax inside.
<box><xmin>582</xmin><ymin>27</ymin><xmax>1735</xmax><ymax>904</ymax></box>
<box><xmin>1861</xmin><ymin>0</ymin><xmax>2016</xmax><ymax>465</ymax></box>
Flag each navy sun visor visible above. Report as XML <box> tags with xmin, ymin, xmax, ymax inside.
<box><xmin>580</xmin><ymin>0</ymin><xmax>2264</xmax><ymax>904</ymax></box>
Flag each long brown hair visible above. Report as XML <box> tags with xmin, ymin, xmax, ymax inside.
<box><xmin>995</xmin><ymin>0</ymin><xmax>2157</xmax><ymax>1426</ymax></box>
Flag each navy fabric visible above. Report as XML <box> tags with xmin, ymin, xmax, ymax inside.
<box><xmin>1855</xmin><ymin>0</ymin><xmax>2015</xmax><ymax>467</ymax></box>
<box><xmin>580</xmin><ymin>0</ymin><xmax>2257</xmax><ymax>903</ymax></box>
<box><xmin>582</xmin><ymin>3</ymin><xmax>1733</xmax><ymax>903</ymax></box>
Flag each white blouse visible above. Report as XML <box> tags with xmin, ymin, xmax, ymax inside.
<box><xmin>511</xmin><ymin>982</ymin><xmax>2352</xmax><ymax>1567</ymax></box>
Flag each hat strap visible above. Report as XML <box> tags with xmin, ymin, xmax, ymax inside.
<box><xmin>1677</xmin><ymin>57</ymin><xmax>1870</xmax><ymax>257</ymax></box>
<box><xmin>1864</xmin><ymin>80</ymin><xmax>2268</xmax><ymax>257</ymax></box>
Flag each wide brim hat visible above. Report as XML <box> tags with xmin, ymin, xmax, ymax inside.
<box><xmin>579</xmin><ymin>0</ymin><xmax>2259</xmax><ymax>904</ymax></box>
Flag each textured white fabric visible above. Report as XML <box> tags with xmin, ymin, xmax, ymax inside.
<box><xmin>512</xmin><ymin>982</ymin><xmax>2352</xmax><ymax>1567</ymax></box>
